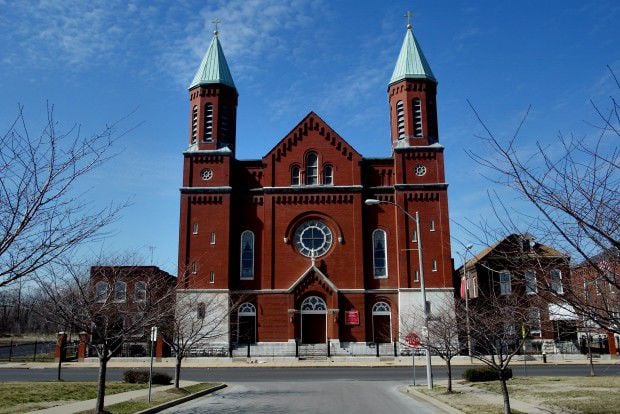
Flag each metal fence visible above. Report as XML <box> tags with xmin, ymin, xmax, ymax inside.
<box><xmin>0</xmin><ymin>340</ymin><xmax>55</xmax><ymax>361</ymax></box>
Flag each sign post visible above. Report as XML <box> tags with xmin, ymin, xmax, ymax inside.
<box><xmin>148</xmin><ymin>326</ymin><xmax>158</xmax><ymax>403</ymax></box>
<box><xmin>406</xmin><ymin>332</ymin><xmax>422</xmax><ymax>387</ymax></box>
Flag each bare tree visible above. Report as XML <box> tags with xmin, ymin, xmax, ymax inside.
<box><xmin>402</xmin><ymin>298</ymin><xmax>466</xmax><ymax>393</ymax></box>
<box><xmin>465</xmin><ymin>67</ymin><xmax>619</xmax><ymax>335</ymax></box>
<box><xmin>162</xmin><ymin>284</ymin><xmax>243</xmax><ymax>388</ymax></box>
<box><xmin>467</xmin><ymin>292</ymin><xmax>529</xmax><ymax>414</ymax></box>
<box><xmin>0</xmin><ymin>104</ymin><xmax>127</xmax><ymax>288</ymax></box>
<box><xmin>36</xmin><ymin>259</ymin><xmax>173</xmax><ymax>413</ymax></box>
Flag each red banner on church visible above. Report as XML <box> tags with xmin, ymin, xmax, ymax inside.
<box><xmin>345</xmin><ymin>310</ymin><xmax>359</xmax><ymax>325</ymax></box>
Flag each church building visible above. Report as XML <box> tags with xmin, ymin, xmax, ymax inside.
<box><xmin>177</xmin><ymin>22</ymin><xmax>454</xmax><ymax>356</ymax></box>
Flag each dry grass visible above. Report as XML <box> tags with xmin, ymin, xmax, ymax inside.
<box><xmin>411</xmin><ymin>385</ymin><xmax>526</xmax><ymax>414</ymax></box>
<box><xmin>472</xmin><ymin>376</ymin><xmax>620</xmax><ymax>414</ymax></box>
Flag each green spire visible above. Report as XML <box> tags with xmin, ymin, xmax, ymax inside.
<box><xmin>190</xmin><ymin>31</ymin><xmax>236</xmax><ymax>90</ymax></box>
<box><xmin>389</xmin><ymin>24</ymin><xmax>436</xmax><ymax>85</ymax></box>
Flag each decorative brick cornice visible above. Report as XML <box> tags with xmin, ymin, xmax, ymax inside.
<box><xmin>180</xmin><ymin>186</ymin><xmax>232</xmax><ymax>193</ymax></box>
<box><xmin>394</xmin><ymin>183</ymin><xmax>448</xmax><ymax>190</ymax></box>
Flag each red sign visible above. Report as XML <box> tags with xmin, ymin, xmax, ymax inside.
<box><xmin>345</xmin><ymin>310</ymin><xmax>359</xmax><ymax>325</ymax></box>
<box><xmin>406</xmin><ymin>332</ymin><xmax>421</xmax><ymax>348</ymax></box>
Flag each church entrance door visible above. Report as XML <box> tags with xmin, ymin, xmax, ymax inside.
<box><xmin>300</xmin><ymin>296</ymin><xmax>327</xmax><ymax>344</ymax></box>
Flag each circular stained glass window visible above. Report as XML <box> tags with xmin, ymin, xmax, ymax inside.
<box><xmin>414</xmin><ymin>165</ymin><xmax>427</xmax><ymax>176</ymax></box>
<box><xmin>200</xmin><ymin>168</ymin><xmax>213</xmax><ymax>181</ymax></box>
<box><xmin>294</xmin><ymin>220</ymin><xmax>333</xmax><ymax>258</ymax></box>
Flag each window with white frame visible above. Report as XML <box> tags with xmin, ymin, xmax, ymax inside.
<box><xmin>209</xmin><ymin>271</ymin><xmax>215</xmax><ymax>284</ymax></box>
<box><xmin>372</xmin><ymin>302</ymin><xmax>391</xmax><ymax>315</ymax></box>
<box><xmin>396</xmin><ymin>101</ymin><xmax>405</xmax><ymax>139</ymax></box>
<box><xmin>470</xmin><ymin>275</ymin><xmax>479</xmax><ymax>298</ymax></box>
<box><xmin>210</xmin><ymin>232</ymin><xmax>216</xmax><ymax>244</ymax></box>
<box><xmin>551</xmin><ymin>269</ymin><xmax>563</xmax><ymax>294</ymax></box>
<box><xmin>525</xmin><ymin>270</ymin><xmax>537</xmax><ymax>294</ymax></box>
<box><xmin>499</xmin><ymin>270</ymin><xmax>512</xmax><ymax>295</ymax></box>
<box><xmin>191</xmin><ymin>105</ymin><xmax>198</xmax><ymax>143</ymax></box>
<box><xmin>429</xmin><ymin>219</ymin><xmax>435</xmax><ymax>231</ymax></box>
<box><xmin>323</xmin><ymin>165</ymin><xmax>333</xmax><ymax>185</ymax></box>
<box><xmin>192</xmin><ymin>223</ymin><xmax>198</xmax><ymax>235</ymax></box>
<box><xmin>414</xmin><ymin>270</ymin><xmax>419</xmax><ymax>282</ymax></box>
<box><xmin>305</xmin><ymin>152</ymin><xmax>318</xmax><ymax>185</ymax></box>
<box><xmin>291</xmin><ymin>165</ymin><xmax>300</xmax><ymax>186</ymax></box>
<box><xmin>431</xmin><ymin>259</ymin><xmax>437</xmax><ymax>271</ymax></box>
<box><xmin>114</xmin><ymin>281</ymin><xmax>127</xmax><ymax>302</ymax></box>
<box><xmin>95</xmin><ymin>281</ymin><xmax>108</xmax><ymax>303</ymax></box>
<box><xmin>191</xmin><ymin>262</ymin><xmax>197</xmax><ymax>274</ymax></box>
<box><xmin>412</xmin><ymin>98</ymin><xmax>423</xmax><ymax>137</ymax></box>
<box><xmin>411</xmin><ymin>230</ymin><xmax>417</xmax><ymax>242</ymax></box>
<box><xmin>204</xmin><ymin>103</ymin><xmax>213</xmax><ymax>141</ymax></box>
<box><xmin>134</xmin><ymin>281</ymin><xmax>147</xmax><ymax>302</ymax></box>
<box><xmin>372</xmin><ymin>229</ymin><xmax>388</xmax><ymax>278</ymax></box>
<box><xmin>527</xmin><ymin>307</ymin><xmax>541</xmax><ymax>336</ymax></box>
<box><xmin>240</xmin><ymin>230</ymin><xmax>254</xmax><ymax>279</ymax></box>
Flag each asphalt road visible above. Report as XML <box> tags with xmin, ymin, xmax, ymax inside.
<box><xmin>0</xmin><ymin>364</ymin><xmax>617</xmax><ymax>382</ymax></box>
<box><xmin>159</xmin><ymin>381</ymin><xmax>437</xmax><ymax>414</ymax></box>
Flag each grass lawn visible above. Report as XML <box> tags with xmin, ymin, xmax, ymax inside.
<box><xmin>412</xmin><ymin>384</ymin><xmax>527</xmax><ymax>414</ymax></box>
<box><xmin>0</xmin><ymin>381</ymin><xmax>147</xmax><ymax>414</ymax></box>
<box><xmin>77</xmin><ymin>383</ymin><xmax>219</xmax><ymax>414</ymax></box>
<box><xmin>472</xmin><ymin>376</ymin><xmax>620</xmax><ymax>414</ymax></box>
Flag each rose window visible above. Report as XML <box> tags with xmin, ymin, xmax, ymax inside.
<box><xmin>294</xmin><ymin>220</ymin><xmax>333</xmax><ymax>258</ymax></box>
<box><xmin>414</xmin><ymin>165</ymin><xmax>427</xmax><ymax>176</ymax></box>
<box><xmin>200</xmin><ymin>168</ymin><xmax>214</xmax><ymax>181</ymax></box>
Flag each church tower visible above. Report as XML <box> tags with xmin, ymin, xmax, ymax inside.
<box><xmin>388</xmin><ymin>21</ymin><xmax>438</xmax><ymax>147</ymax></box>
<box><xmin>188</xmin><ymin>29</ymin><xmax>238</xmax><ymax>154</ymax></box>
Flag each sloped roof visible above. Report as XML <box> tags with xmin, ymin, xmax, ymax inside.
<box><xmin>287</xmin><ymin>263</ymin><xmax>338</xmax><ymax>293</ymax></box>
<box><xmin>390</xmin><ymin>25</ymin><xmax>436</xmax><ymax>85</ymax></box>
<box><xmin>190</xmin><ymin>33</ymin><xmax>235</xmax><ymax>90</ymax></box>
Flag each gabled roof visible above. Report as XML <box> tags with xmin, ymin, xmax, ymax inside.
<box><xmin>287</xmin><ymin>262</ymin><xmax>338</xmax><ymax>294</ymax></box>
<box><xmin>190</xmin><ymin>33</ymin><xmax>235</xmax><ymax>90</ymax></box>
<box><xmin>264</xmin><ymin>111</ymin><xmax>362</xmax><ymax>162</ymax></box>
<box><xmin>390</xmin><ymin>25</ymin><xmax>436</xmax><ymax>85</ymax></box>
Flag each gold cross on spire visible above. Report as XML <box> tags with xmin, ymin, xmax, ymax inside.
<box><xmin>212</xmin><ymin>18</ymin><xmax>221</xmax><ymax>35</ymax></box>
<box><xmin>404</xmin><ymin>11</ymin><xmax>412</xmax><ymax>29</ymax></box>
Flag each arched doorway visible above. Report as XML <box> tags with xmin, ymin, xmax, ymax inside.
<box><xmin>300</xmin><ymin>296</ymin><xmax>327</xmax><ymax>344</ymax></box>
<box><xmin>372</xmin><ymin>302</ymin><xmax>392</xmax><ymax>343</ymax></box>
<box><xmin>237</xmin><ymin>303</ymin><xmax>256</xmax><ymax>344</ymax></box>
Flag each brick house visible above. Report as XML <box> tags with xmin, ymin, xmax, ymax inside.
<box><xmin>456</xmin><ymin>234</ymin><xmax>576</xmax><ymax>353</ymax></box>
<box><xmin>177</xmin><ymin>23</ymin><xmax>454</xmax><ymax>356</ymax></box>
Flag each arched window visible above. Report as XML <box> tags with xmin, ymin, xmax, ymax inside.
<box><xmin>323</xmin><ymin>165</ymin><xmax>333</xmax><ymax>185</ymax></box>
<box><xmin>372</xmin><ymin>229</ymin><xmax>388</xmax><ymax>278</ymax></box>
<box><xmin>551</xmin><ymin>269</ymin><xmax>563</xmax><ymax>294</ymax></box>
<box><xmin>301</xmin><ymin>296</ymin><xmax>326</xmax><ymax>312</ymax></box>
<box><xmin>525</xmin><ymin>270</ymin><xmax>537</xmax><ymax>294</ymax></box>
<box><xmin>239</xmin><ymin>303</ymin><xmax>257</xmax><ymax>315</ymax></box>
<box><xmin>240</xmin><ymin>230</ymin><xmax>255</xmax><ymax>279</ymax></box>
<box><xmin>114</xmin><ymin>281</ymin><xmax>127</xmax><ymax>302</ymax></box>
<box><xmin>220</xmin><ymin>105</ymin><xmax>229</xmax><ymax>142</ymax></box>
<box><xmin>372</xmin><ymin>302</ymin><xmax>391</xmax><ymax>315</ymax></box>
<box><xmin>95</xmin><ymin>281</ymin><xmax>108</xmax><ymax>303</ymax></box>
<box><xmin>412</xmin><ymin>98</ymin><xmax>423</xmax><ymax>137</ymax></box>
<box><xmin>291</xmin><ymin>165</ymin><xmax>300</xmax><ymax>186</ymax></box>
<box><xmin>134</xmin><ymin>281</ymin><xmax>147</xmax><ymax>302</ymax></box>
<box><xmin>204</xmin><ymin>103</ymin><xmax>213</xmax><ymax>141</ymax></box>
<box><xmin>396</xmin><ymin>101</ymin><xmax>405</xmax><ymax>139</ymax></box>
<box><xmin>305</xmin><ymin>152</ymin><xmax>318</xmax><ymax>185</ymax></box>
<box><xmin>197</xmin><ymin>302</ymin><xmax>206</xmax><ymax>319</ymax></box>
<box><xmin>191</xmin><ymin>105</ymin><xmax>198</xmax><ymax>143</ymax></box>
<box><xmin>499</xmin><ymin>270</ymin><xmax>511</xmax><ymax>295</ymax></box>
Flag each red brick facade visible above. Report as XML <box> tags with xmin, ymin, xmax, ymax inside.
<box><xmin>177</xmin><ymin>30</ymin><xmax>453</xmax><ymax>349</ymax></box>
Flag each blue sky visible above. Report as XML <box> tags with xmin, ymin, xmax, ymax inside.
<box><xmin>0</xmin><ymin>0</ymin><xmax>618</xmax><ymax>274</ymax></box>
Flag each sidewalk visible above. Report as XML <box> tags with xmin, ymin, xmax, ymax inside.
<box><xmin>32</xmin><ymin>380</ymin><xmax>200</xmax><ymax>414</ymax></box>
<box><xmin>1</xmin><ymin>354</ymin><xmax>617</xmax><ymax>369</ymax></box>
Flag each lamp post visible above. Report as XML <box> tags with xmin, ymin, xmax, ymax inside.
<box><xmin>463</xmin><ymin>244</ymin><xmax>474</xmax><ymax>360</ymax></box>
<box><xmin>365</xmin><ymin>198</ymin><xmax>433</xmax><ymax>389</ymax></box>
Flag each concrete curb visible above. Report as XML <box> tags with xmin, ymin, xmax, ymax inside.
<box><xmin>400</xmin><ymin>385</ymin><xmax>463</xmax><ymax>414</ymax></box>
<box><xmin>133</xmin><ymin>383</ymin><xmax>227</xmax><ymax>414</ymax></box>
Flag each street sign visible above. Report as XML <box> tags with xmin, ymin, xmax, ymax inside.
<box><xmin>150</xmin><ymin>326</ymin><xmax>158</xmax><ymax>342</ymax></box>
<box><xmin>344</xmin><ymin>310</ymin><xmax>359</xmax><ymax>325</ymax></box>
<box><xmin>406</xmin><ymin>332</ymin><xmax>421</xmax><ymax>348</ymax></box>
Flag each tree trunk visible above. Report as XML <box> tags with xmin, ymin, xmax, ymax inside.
<box><xmin>587</xmin><ymin>339</ymin><xmax>595</xmax><ymax>376</ymax></box>
<box><xmin>96</xmin><ymin>357</ymin><xmax>108</xmax><ymax>413</ymax></box>
<box><xmin>174</xmin><ymin>356</ymin><xmax>182</xmax><ymax>388</ymax></box>
<box><xmin>446</xmin><ymin>359</ymin><xmax>453</xmax><ymax>393</ymax></box>
<box><xmin>499</xmin><ymin>376</ymin><xmax>511</xmax><ymax>414</ymax></box>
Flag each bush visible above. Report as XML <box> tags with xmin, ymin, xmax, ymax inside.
<box><xmin>123</xmin><ymin>369</ymin><xmax>172</xmax><ymax>385</ymax></box>
<box><xmin>462</xmin><ymin>367</ymin><xmax>513</xmax><ymax>382</ymax></box>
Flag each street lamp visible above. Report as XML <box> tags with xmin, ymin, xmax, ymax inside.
<box><xmin>462</xmin><ymin>243</ymin><xmax>474</xmax><ymax>360</ymax></box>
<box><xmin>365</xmin><ymin>198</ymin><xmax>433</xmax><ymax>389</ymax></box>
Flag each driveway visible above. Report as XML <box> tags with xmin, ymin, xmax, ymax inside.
<box><xmin>160</xmin><ymin>381</ymin><xmax>440</xmax><ymax>414</ymax></box>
